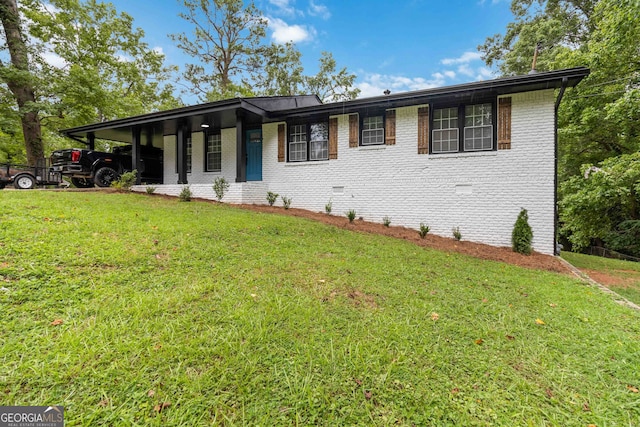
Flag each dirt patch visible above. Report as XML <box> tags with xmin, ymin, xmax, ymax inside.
<box><xmin>583</xmin><ymin>269</ymin><xmax>640</xmax><ymax>289</ymax></box>
<box><xmin>234</xmin><ymin>204</ymin><xmax>572</xmax><ymax>275</ymax></box>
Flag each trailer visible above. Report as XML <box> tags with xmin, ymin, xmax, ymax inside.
<box><xmin>0</xmin><ymin>158</ymin><xmax>64</xmax><ymax>189</ymax></box>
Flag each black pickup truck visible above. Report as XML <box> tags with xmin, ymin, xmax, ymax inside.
<box><xmin>50</xmin><ymin>145</ymin><xmax>163</xmax><ymax>188</ymax></box>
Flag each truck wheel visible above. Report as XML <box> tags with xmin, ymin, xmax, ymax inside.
<box><xmin>71</xmin><ymin>177</ymin><xmax>94</xmax><ymax>188</ymax></box>
<box><xmin>14</xmin><ymin>174</ymin><xmax>36</xmax><ymax>189</ymax></box>
<box><xmin>94</xmin><ymin>167</ymin><xmax>120</xmax><ymax>187</ymax></box>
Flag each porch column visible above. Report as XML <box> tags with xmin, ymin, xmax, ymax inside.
<box><xmin>131</xmin><ymin>126</ymin><xmax>142</xmax><ymax>185</ymax></box>
<box><xmin>177</xmin><ymin>120</ymin><xmax>189</xmax><ymax>184</ymax></box>
<box><xmin>235</xmin><ymin>111</ymin><xmax>246</xmax><ymax>183</ymax></box>
<box><xmin>87</xmin><ymin>132</ymin><xmax>95</xmax><ymax>150</ymax></box>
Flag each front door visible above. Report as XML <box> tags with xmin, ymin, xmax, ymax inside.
<box><xmin>246</xmin><ymin>129</ymin><xmax>262</xmax><ymax>181</ymax></box>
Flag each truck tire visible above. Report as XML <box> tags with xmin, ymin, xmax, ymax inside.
<box><xmin>14</xmin><ymin>174</ymin><xmax>36</xmax><ymax>189</ymax></box>
<box><xmin>71</xmin><ymin>177</ymin><xmax>94</xmax><ymax>188</ymax></box>
<box><xmin>94</xmin><ymin>167</ymin><xmax>120</xmax><ymax>187</ymax></box>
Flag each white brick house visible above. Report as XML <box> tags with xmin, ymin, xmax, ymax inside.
<box><xmin>62</xmin><ymin>67</ymin><xmax>589</xmax><ymax>255</ymax></box>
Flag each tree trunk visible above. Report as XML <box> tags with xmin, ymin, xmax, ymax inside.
<box><xmin>0</xmin><ymin>0</ymin><xmax>44</xmax><ymax>166</ymax></box>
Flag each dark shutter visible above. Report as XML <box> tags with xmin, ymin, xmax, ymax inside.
<box><xmin>329</xmin><ymin>118</ymin><xmax>338</xmax><ymax>159</ymax></box>
<box><xmin>349</xmin><ymin>114</ymin><xmax>359</xmax><ymax>148</ymax></box>
<box><xmin>278</xmin><ymin>123</ymin><xmax>285</xmax><ymax>162</ymax></box>
<box><xmin>498</xmin><ymin>97</ymin><xmax>512</xmax><ymax>150</ymax></box>
<box><xmin>418</xmin><ymin>106</ymin><xmax>429</xmax><ymax>154</ymax></box>
<box><xmin>385</xmin><ymin>110</ymin><xmax>396</xmax><ymax>145</ymax></box>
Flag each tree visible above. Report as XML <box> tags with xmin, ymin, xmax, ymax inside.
<box><xmin>0</xmin><ymin>0</ymin><xmax>44</xmax><ymax>166</ymax></box>
<box><xmin>304</xmin><ymin>52</ymin><xmax>360</xmax><ymax>102</ymax></box>
<box><xmin>251</xmin><ymin>42</ymin><xmax>304</xmax><ymax>96</ymax></box>
<box><xmin>170</xmin><ymin>0</ymin><xmax>266</xmax><ymax>101</ymax></box>
<box><xmin>560</xmin><ymin>153</ymin><xmax>640</xmax><ymax>256</ymax></box>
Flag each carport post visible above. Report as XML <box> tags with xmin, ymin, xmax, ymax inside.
<box><xmin>87</xmin><ymin>132</ymin><xmax>95</xmax><ymax>150</ymax></box>
<box><xmin>177</xmin><ymin>120</ymin><xmax>189</xmax><ymax>184</ymax></box>
<box><xmin>131</xmin><ymin>126</ymin><xmax>142</xmax><ymax>185</ymax></box>
<box><xmin>235</xmin><ymin>111</ymin><xmax>246</xmax><ymax>183</ymax></box>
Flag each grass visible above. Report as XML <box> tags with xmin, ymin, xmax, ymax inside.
<box><xmin>1</xmin><ymin>191</ymin><xmax>639</xmax><ymax>426</ymax></box>
<box><xmin>561</xmin><ymin>251</ymin><xmax>640</xmax><ymax>305</ymax></box>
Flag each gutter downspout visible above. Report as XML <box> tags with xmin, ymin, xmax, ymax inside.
<box><xmin>554</xmin><ymin>77</ymin><xmax>568</xmax><ymax>255</ymax></box>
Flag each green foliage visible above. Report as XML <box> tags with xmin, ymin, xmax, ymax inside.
<box><xmin>452</xmin><ymin>226</ymin><xmax>462</xmax><ymax>241</ymax></box>
<box><xmin>383</xmin><ymin>216</ymin><xmax>391</xmax><ymax>227</ymax></box>
<box><xmin>212</xmin><ymin>177</ymin><xmax>230</xmax><ymax>201</ymax></box>
<box><xmin>111</xmin><ymin>170</ymin><xmax>137</xmax><ymax>191</ymax></box>
<box><xmin>266</xmin><ymin>191</ymin><xmax>278</xmax><ymax>206</ymax></box>
<box><xmin>179</xmin><ymin>185</ymin><xmax>192</xmax><ymax>202</ymax></box>
<box><xmin>419</xmin><ymin>223</ymin><xmax>430</xmax><ymax>239</ymax></box>
<box><xmin>325</xmin><ymin>200</ymin><xmax>332</xmax><ymax>214</ymax></box>
<box><xmin>2</xmin><ymin>191</ymin><xmax>640</xmax><ymax>425</ymax></box>
<box><xmin>281</xmin><ymin>195</ymin><xmax>291</xmax><ymax>209</ymax></box>
<box><xmin>145</xmin><ymin>186</ymin><xmax>156</xmax><ymax>194</ymax></box>
<box><xmin>346</xmin><ymin>209</ymin><xmax>356</xmax><ymax>223</ymax></box>
<box><xmin>512</xmin><ymin>208</ymin><xmax>533</xmax><ymax>255</ymax></box>
<box><xmin>560</xmin><ymin>153</ymin><xmax>640</xmax><ymax>256</ymax></box>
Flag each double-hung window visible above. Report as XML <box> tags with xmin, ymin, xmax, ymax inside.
<box><xmin>176</xmin><ymin>136</ymin><xmax>192</xmax><ymax>173</ymax></box>
<box><xmin>205</xmin><ymin>130</ymin><xmax>222</xmax><ymax>172</ymax></box>
<box><xmin>361</xmin><ymin>115</ymin><xmax>384</xmax><ymax>145</ymax></box>
<box><xmin>288</xmin><ymin>121</ymin><xmax>329</xmax><ymax>162</ymax></box>
<box><xmin>431</xmin><ymin>102</ymin><xmax>494</xmax><ymax>154</ymax></box>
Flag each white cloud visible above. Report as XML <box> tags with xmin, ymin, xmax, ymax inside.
<box><xmin>441</xmin><ymin>51</ymin><xmax>483</xmax><ymax>65</ymax></box>
<box><xmin>42</xmin><ymin>51</ymin><xmax>67</xmax><ymax>69</ymax></box>
<box><xmin>268</xmin><ymin>0</ymin><xmax>298</xmax><ymax>16</ymax></box>
<box><xmin>308</xmin><ymin>0</ymin><xmax>331</xmax><ymax>19</ymax></box>
<box><xmin>475</xmin><ymin>67</ymin><xmax>495</xmax><ymax>80</ymax></box>
<box><xmin>356</xmin><ymin>73</ymin><xmax>447</xmax><ymax>98</ymax></box>
<box><xmin>443</xmin><ymin>70</ymin><xmax>456</xmax><ymax>79</ymax></box>
<box><xmin>152</xmin><ymin>46</ymin><xmax>165</xmax><ymax>55</ymax></box>
<box><xmin>267</xmin><ymin>17</ymin><xmax>315</xmax><ymax>44</ymax></box>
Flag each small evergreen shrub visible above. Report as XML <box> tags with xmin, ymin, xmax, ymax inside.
<box><xmin>179</xmin><ymin>185</ymin><xmax>192</xmax><ymax>202</ymax></box>
<box><xmin>281</xmin><ymin>196</ymin><xmax>292</xmax><ymax>209</ymax></box>
<box><xmin>512</xmin><ymin>208</ymin><xmax>533</xmax><ymax>254</ymax></box>
<box><xmin>145</xmin><ymin>186</ymin><xmax>156</xmax><ymax>194</ymax></box>
<box><xmin>266</xmin><ymin>191</ymin><xmax>279</xmax><ymax>206</ymax></box>
<box><xmin>213</xmin><ymin>177</ymin><xmax>230</xmax><ymax>201</ymax></box>
<box><xmin>383</xmin><ymin>216</ymin><xmax>391</xmax><ymax>227</ymax></box>
<box><xmin>452</xmin><ymin>226</ymin><xmax>462</xmax><ymax>241</ymax></box>
<box><xmin>325</xmin><ymin>200</ymin><xmax>332</xmax><ymax>214</ymax></box>
<box><xmin>346</xmin><ymin>209</ymin><xmax>356</xmax><ymax>223</ymax></box>
<box><xmin>419</xmin><ymin>223</ymin><xmax>430</xmax><ymax>239</ymax></box>
<box><xmin>111</xmin><ymin>170</ymin><xmax>137</xmax><ymax>191</ymax></box>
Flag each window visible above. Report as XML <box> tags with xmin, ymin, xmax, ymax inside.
<box><xmin>432</xmin><ymin>107</ymin><xmax>459</xmax><ymax>153</ymax></box>
<box><xmin>205</xmin><ymin>131</ymin><xmax>222</xmax><ymax>172</ymax></box>
<box><xmin>362</xmin><ymin>115</ymin><xmax>384</xmax><ymax>145</ymax></box>
<box><xmin>175</xmin><ymin>136</ymin><xmax>192</xmax><ymax>173</ymax></box>
<box><xmin>431</xmin><ymin>102</ymin><xmax>494</xmax><ymax>154</ymax></box>
<box><xmin>288</xmin><ymin>121</ymin><xmax>329</xmax><ymax>162</ymax></box>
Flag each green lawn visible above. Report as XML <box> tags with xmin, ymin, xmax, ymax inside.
<box><xmin>562</xmin><ymin>251</ymin><xmax>640</xmax><ymax>305</ymax></box>
<box><xmin>1</xmin><ymin>191</ymin><xmax>639</xmax><ymax>426</ymax></box>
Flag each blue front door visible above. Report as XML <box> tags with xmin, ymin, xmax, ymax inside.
<box><xmin>246</xmin><ymin>129</ymin><xmax>262</xmax><ymax>181</ymax></box>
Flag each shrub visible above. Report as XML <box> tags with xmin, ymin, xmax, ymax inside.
<box><xmin>346</xmin><ymin>209</ymin><xmax>356</xmax><ymax>223</ymax></box>
<box><xmin>419</xmin><ymin>223</ymin><xmax>430</xmax><ymax>239</ymax></box>
<box><xmin>213</xmin><ymin>177</ymin><xmax>230</xmax><ymax>201</ymax></box>
<box><xmin>325</xmin><ymin>200</ymin><xmax>332</xmax><ymax>214</ymax></box>
<box><xmin>145</xmin><ymin>186</ymin><xmax>156</xmax><ymax>194</ymax></box>
<box><xmin>453</xmin><ymin>226</ymin><xmax>462</xmax><ymax>241</ymax></box>
<box><xmin>383</xmin><ymin>216</ymin><xmax>391</xmax><ymax>227</ymax></box>
<box><xmin>179</xmin><ymin>186</ymin><xmax>192</xmax><ymax>202</ymax></box>
<box><xmin>266</xmin><ymin>191</ymin><xmax>279</xmax><ymax>206</ymax></box>
<box><xmin>111</xmin><ymin>170</ymin><xmax>137</xmax><ymax>191</ymax></box>
<box><xmin>512</xmin><ymin>208</ymin><xmax>533</xmax><ymax>254</ymax></box>
<box><xmin>281</xmin><ymin>196</ymin><xmax>292</xmax><ymax>209</ymax></box>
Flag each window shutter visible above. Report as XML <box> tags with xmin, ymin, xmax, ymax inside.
<box><xmin>418</xmin><ymin>106</ymin><xmax>429</xmax><ymax>154</ymax></box>
<box><xmin>349</xmin><ymin>114</ymin><xmax>359</xmax><ymax>148</ymax></box>
<box><xmin>278</xmin><ymin>123</ymin><xmax>285</xmax><ymax>162</ymax></box>
<box><xmin>329</xmin><ymin>117</ymin><xmax>338</xmax><ymax>159</ymax></box>
<box><xmin>385</xmin><ymin>110</ymin><xmax>396</xmax><ymax>145</ymax></box>
<box><xmin>498</xmin><ymin>97</ymin><xmax>512</xmax><ymax>150</ymax></box>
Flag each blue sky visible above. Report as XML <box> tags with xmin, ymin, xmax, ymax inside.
<box><xmin>107</xmin><ymin>0</ymin><xmax>514</xmax><ymax>101</ymax></box>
